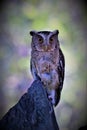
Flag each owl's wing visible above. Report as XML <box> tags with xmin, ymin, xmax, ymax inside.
<box><xmin>55</xmin><ymin>48</ymin><xmax>65</xmax><ymax>106</ymax></box>
<box><xmin>30</xmin><ymin>59</ymin><xmax>41</xmax><ymax>80</ymax></box>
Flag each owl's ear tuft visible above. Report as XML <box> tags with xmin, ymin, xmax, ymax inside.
<box><xmin>50</xmin><ymin>30</ymin><xmax>59</xmax><ymax>37</ymax></box>
<box><xmin>53</xmin><ymin>30</ymin><xmax>59</xmax><ymax>35</ymax></box>
<box><xmin>30</xmin><ymin>30</ymin><xmax>37</xmax><ymax>36</ymax></box>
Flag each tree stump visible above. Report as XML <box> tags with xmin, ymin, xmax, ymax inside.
<box><xmin>0</xmin><ymin>80</ymin><xmax>59</xmax><ymax>130</ymax></box>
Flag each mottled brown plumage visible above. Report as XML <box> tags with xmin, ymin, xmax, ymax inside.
<box><xmin>30</xmin><ymin>30</ymin><xmax>65</xmax><ymax>106</ymax></box>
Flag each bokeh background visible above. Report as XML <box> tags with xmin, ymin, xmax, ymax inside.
<box><xmin>0</xmin><ymin>0</ymin><xmax>87</xmax><ymax>130</ymax></box>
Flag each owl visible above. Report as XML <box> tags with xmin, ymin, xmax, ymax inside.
<box><xmin>30</xmin><ymin>30</ymin><xmax>65</xmax><ymax>106</ymax></box>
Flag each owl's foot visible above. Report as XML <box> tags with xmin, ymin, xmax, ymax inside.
<box><xmin>41</xmin><ymin>80</ymin><xmax>50</xmax><ymax>87</ymax></box>
<box><xmin>48</xmin><ymin>95</ymin><xmax>55</xmax><ymax>106</ymax></box>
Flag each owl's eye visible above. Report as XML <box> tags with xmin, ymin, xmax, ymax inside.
<box><xmin>38</xmin><ymin>38</ymin><xmax>43</xmax><ymax>43</ymax></box>
<box><xmin>49</xmin><ymin>38</ymin><xmax>54</xmax><ymax>43</ymax></box>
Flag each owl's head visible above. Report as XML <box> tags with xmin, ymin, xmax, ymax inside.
<box><xmin>30</xmin><ymin>30</ymin><xmax>59</xmax><ymax>51</ymax></box>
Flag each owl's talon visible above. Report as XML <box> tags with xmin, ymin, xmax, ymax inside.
<box><xmin>48</xmin><ymin>95</ymin><xmax>56</xmax><ymax>106</ymax></box>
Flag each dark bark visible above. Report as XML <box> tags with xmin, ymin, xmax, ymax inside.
<box><xmin>0</xmin><ymin>80</ymin><xmax>59</xmax><ymax>130</ymax></box>
<box><xmin>78</xmin><ymin>125</ymin><xmax>87</xmax><ymax>130</ymax></box>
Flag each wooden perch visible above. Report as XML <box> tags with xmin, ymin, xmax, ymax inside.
<box><xmin>0</xmin><ymin>80</ymin><xmax>59</xmax><ymax>130</ymax></box>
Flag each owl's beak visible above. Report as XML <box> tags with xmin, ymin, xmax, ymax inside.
<box><xmin>44</xmin><ymin>45</ymin><xmax>48</xmax><ymax>51</ymax></box>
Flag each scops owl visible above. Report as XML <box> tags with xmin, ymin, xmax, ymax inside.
<box><xmin>30</xmin><ymin>30</ymin><xmax>65</xmax><ymax>106</ymax></box>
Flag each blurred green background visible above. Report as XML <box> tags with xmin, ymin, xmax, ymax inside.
<box><xmin>0</xmin><ymin>0</ymin><xmax>87</xmax><ymax>130</ymax></box>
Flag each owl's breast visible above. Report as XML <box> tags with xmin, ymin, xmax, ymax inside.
<box><xmin>32</xmin><ymin>49</ymin><xmax>59</xmax><ymax>63</ymax></box>
<box><xmin>31</xmin><ymin>49</ymin><xmax>59</xmax><ymax>89</ymax></box>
